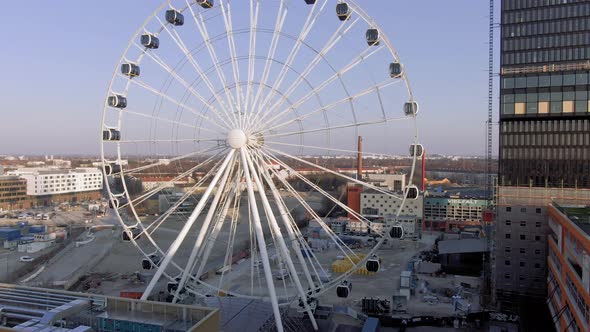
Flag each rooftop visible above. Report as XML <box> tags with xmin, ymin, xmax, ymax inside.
<box><xmin>437</xmin><ymin>238</ymin><xmax>488</xmax><ymax>255</ymax></box>
<box><xmin>555</xmin><ymin>204</ymin><xmax>590</xmax><ymax>237</ymax></box>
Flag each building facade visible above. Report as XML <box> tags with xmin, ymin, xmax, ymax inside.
<box><xmin>423</xmin><ymin>197</ymin><xmax>487</xmax><ymax>232</ymax></box>
<box><xmin>0</xmin><ymin>176</ymin><xmax>27</xmax><ymax>211</ymax></box>
<box><xmin>500</xmin><ymin>0</ymin><xmax>590</xmax><ymax>187</ymax></box>
<box><xmin>359</xmin><ymin>191</ymin><xmax>423</xmax><ymax>221</ymax></box>
<box><xmin>546</xmin><ymin>203</ymin><xmax>589</xmax><ymax>332</ymax></box>
<box><xmin>366</xmin><ymin>174</ymin><xmax>406</xmax><ymax>192</ymax></box>
<box><xmin>495</xmin><ymin>1</ymin><xmax>590</xmax><ymax>322</ymax></box>
<box><xmin>7</xmin><ymin>168</ymin><xmax>102</xmax><ymax>196</ymax></box>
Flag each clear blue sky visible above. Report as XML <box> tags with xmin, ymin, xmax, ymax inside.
<box><xmin>0</xmin><ymin>1</ymin><xmax>496</xmax><ymax>156</ymax></box>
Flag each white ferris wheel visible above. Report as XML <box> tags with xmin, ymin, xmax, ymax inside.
<box><xmin>100</xmin><ymin>0</ymin><xmax>421</xmax><ymax>330</ymax></box>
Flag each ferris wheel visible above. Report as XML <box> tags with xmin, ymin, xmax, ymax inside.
<box><xmin>100</xmin><ymin>0</ymin><xmax>421</xmax><ymax>330</ymax></box>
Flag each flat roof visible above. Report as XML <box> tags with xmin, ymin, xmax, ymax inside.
<box><xmin>555</xmin><ymin>204</ymin><xmax>590</xmax><ymax>237</ymax></box>
<box><xmin>438</xmin><ymin>239</ymin><xmax>488</xmax><ymax>255</ymax></box>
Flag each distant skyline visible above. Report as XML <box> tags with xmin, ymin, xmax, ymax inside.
<box><xmin>0</xmin><ymin>1</ymin><xmax>497</xmax><ymax>156</ymax></box>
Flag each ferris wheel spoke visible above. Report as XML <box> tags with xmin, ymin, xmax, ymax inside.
<box><xmin>131</xmin><ymin>42</ymin><xmax>233</xmax><ymax>131</ymax></box>
<box><xmin>155</xmin><ymin>14</ymin><xmax>238</xmax><ymax>128</ymax></box>
<box><xmin>253</xmin><ymin>0</ymin><xmax>328</xmax><ymax>130</ymax></box>
<box><xmin>265</xmin><ymin>140</ymin><xmax>403</xmax><ymax>159</ymax></box>
<box><xmin>173</xmin><ymin>152</ymin><xmax>237</xmax><ymax>302</ymax></box>
<box><xmin>264</xmin><ymin>146</ymin><xmax>403</xmax><ymax>200</ymax></box>
<box><xmin>116</xmin><ymin>138</ymin><xmax>220</xmax><ymax>144</ymax></box>
<box><xmin>244</xmin><ymin>0</ymin><xmax>260</xmax><ymax>128</ymax></box>
<box><xmin>254</xmin><ymin>151</ymin><xmax>320</xmax><ymax>293</ymax></box>
<box><xmin>249</xmin><ymin>16</ymin><xmax>361</xmax><ymax>129</ymax></box>
<box><xmin>260</xmin><ymin>45</ymin><xmax>387</xmax><ymax>130</ymax></box>
<box><xmin>115</xmin><ymin>107</ymin><xmax>221</xmax><ymax>134</ymax></box>
<box><xmin>142</xmin><ymin>172</ymin><xmax>214</xmax><ymax>238</ymax></box>
<box><xmin>265</xmin><ymin>119</ymin><xmax>390</xmax><ymax>139</ymax></box>
<box><xmin>185</xmin><ymin>3</ymin><xmax>241</xmax><ymax>125</ymax></box>
<box><xmin>121</xmin><ymin>75</ymin><xmax>229</xmax><ymax>134</ymax></box>
<box><xmin>247</xmin><ymin>0</ymin><xmax>288</xmax><ymax>128</ymax></box>
<box><xmin>123</xmin><ymin>145</ymin><xmax>221</xmax><ymax>175</ymax></box>
<box><xmin>244</xmin><ymin>148</ymin><xmax>319</xmax><ymax>328</ymax></box>
<box><xmin>262</xmin><ymin>78</ymin><xmax>402</xmax><ymax>134</ymax></box>
<box><xmin>219</xmin><ymin>0</ymin><xmax>244</xmax><ymax>126</ymax></box>
<box><xmin>127</xmin><ymin>149</ymin><xmax>225</xmax><ymax>211</ymax></box>
<box><xmin>258</xmin><ymin>150</ymin><xmax>360</xmax><ymax>266</ymax></box>
<box><xmin>140</xmin><ymin>150</ymin><xmax>235</xmax><ymax>300</ymax></box>
<box><xmin>239</xmin><ymin>148</ymin><xmax>284</xmax><ymax>331</ymax></box>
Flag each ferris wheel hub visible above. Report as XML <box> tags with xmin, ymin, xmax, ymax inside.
<box><xmin>227</xmin><ymin>129</ymin><xmax>247</xmax><ymax>149</ymax></box>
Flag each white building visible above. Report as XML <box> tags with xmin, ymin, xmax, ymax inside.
<box><xmin>8</xmin><ymin>168</ymin><xmax>103</xmax><ymax>196</ymax></box>
<box><xmin>366</xmin><ymin>174</ymin><xmax>406</xmax><ymax>192</ymax></box>
<box><xmin>385</xmin><ymin>215</ymin><xmax>420</xmax><ymax>238</ymax></box>
<box><xmin>360</xmin><ymin>192</ymin><xmax>423</xmax><ymax>219</ymax></box>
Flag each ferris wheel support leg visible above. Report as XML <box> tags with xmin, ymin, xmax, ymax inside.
<box><xmin>245</xmin><ymin>150</ymin><xmax>319</xmax><ymax>330</ymax></box>
<box><xmin>173</xmin><ymin>154</ymin><xmax>236</xmax><ymax>303</ymax></box>
<box><xmin>240</xmin><ymin>148</ymin><xmax>284</xmax><ymax>332</ymax></box>
<box><xmin>141</xmin><ymin>150</ymin><xmax>236</xmax><ymax>300</ymax></box>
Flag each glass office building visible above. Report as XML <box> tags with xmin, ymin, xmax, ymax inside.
<box><xmin>500</xmin><ymin>0</ymin><xmax>590</xmax><ymax>188</ymax></box>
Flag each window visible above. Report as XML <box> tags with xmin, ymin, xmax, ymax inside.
<box><xmin>505</xmin><ymin>260</ymin><xmax>511</xmax><ymax>266</ymax></box>
<box><xmin>506</xmin><ymin>207</ymin><xmax>512</xmax><ymax>212</ymax></box>
<box><xmin>520</xmin><ymin>207</ymin><xmax>527</xmax><ymax>213</ymax></box>
<box><xmin>519</xmin><ymin>275</ymin><xmax>526</xmax><ymax>281</ymax></box>
<box><xmin>535</xmin><ymin>263</ymin><xmax>541</xmax><ymax>269</ymax></box>
<box><xmin>504</xmin><ymin>273</ymin><xmax>511</xmax><ymax>280</ymax></box>
<box><xmin>506</xmin><ymin>233</ymin><xmax>512</xmax><ymax>239</ymax></box>
<box><xmin>535</xmin><ymin>235</ymin><xmax>541</xmax><ymax>241</ymax></box>
<box><xmin>535</xmin><ymin>222</ymin><xmax>541</xmax><ymax>228</ymax></box>
<box><xmin>520</xmin><ymin>262</ymin><xmax>526</xmax><ymax>267</ymax></box>
<box><xmin>536</xmin><ymin>208</ymin><xmax>542</xmax><ymax>213</ymax></box>
<box><xmin>535</xmin><ymin>249</ymin><xmax>541</xmax><ymax>255</ymax></box>
<box><xmin>506</xmin><ymin>220</ymin><xmax>512</xmax><ymax>226</ymax></box>
<box><xmin>520</xmin><ymin>234</ymin><xmax>526</xmax><ymax>240</ymax></box>
<box><xmin>520</xmin><ymin>221</ymin><xmax>526</xmax><ymax>227</ymax></box>
<box><xmin>520</xmin><ymin>248</ymin><xmax>526</xmax><ymax>254</ymax></box>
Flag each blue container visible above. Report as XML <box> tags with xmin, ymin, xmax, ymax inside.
<box><xmin>0</xmin><ymin>228</ymin><xmax>22</xmax><ymax>241</ymax></box>
<box><xmin>28</xmin><ymin>225</ymin><xmax>46</xmax><ymax>234</ymax></box>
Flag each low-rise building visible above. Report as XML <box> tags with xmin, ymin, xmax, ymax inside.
<box><xmin>423</xmin><ymin>196</ymin><xmax>488</xmax><ymax>232</ymax></box>
<box><xmin>8</xmin><ymin>167</ymin><xmax>102</xmax><ymax>196</ymax></box>
<box><xmin>0</xmin><ymin>176</ymin><xmax>27</xmax><ymax>211</ymax></box>
<box><xmin>366</xmin><ymin>173</ymin><xmax>406</xmax><ymax>192</ymax></box>
<box><xmin>6</xmin><ymin>168</ymin><xmax>103</xmax><ymax>206</ymax></box>
<box><xmin>546</xmin><ymin>203</ymin><xmax>590</xmax><ymax>332</ymax></box>
<box><xmin>360</xmin><ymin>191</ymin><xmax>423</xmax><ymax>221</ymax></box>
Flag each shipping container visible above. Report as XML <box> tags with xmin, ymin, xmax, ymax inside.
<box><xmin>0</xmin><ymin>228</ymin><xmax>21</xmax><ymax>241</ymax></box>
<box><xmin>120</xmin><ymin>291</ymin><xmax>143</xmax><ymax>299</ymax></box>
<box><xmin>28</xmin><ymin>225</ymin><xmax>46</xmax><ymax>234</ymax></box>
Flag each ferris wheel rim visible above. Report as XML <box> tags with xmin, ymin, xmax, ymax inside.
<box><xmin>100</xmin><ymin>0</ymin><xmax>421</xmax><ymax>314</ymax></box>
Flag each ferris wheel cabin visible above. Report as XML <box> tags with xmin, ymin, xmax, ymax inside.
<box><xmin>336</xmin><ymin>3</ymin><xmax>351</xmax><ymax>21</ymax></box>
<box><xmin>390</xmin><ymin>224</ymin><xmax>405</xmax><ymax>239</ymax></box>
<box><xmin>165</xmin><ymin>9</ymin><xmax>184</xmax><ymax>26</ymax></box>
<box><xmin>104</xmin><ymin>162</ymin><xmax>122</xmax><ymax>176</ymax></box>
<box><xmin>304</xmin><ymin>0</ymin><xmax>316</xmax><ymax>4</ymax></box>
<box><xmin>142</xmin><ymin>254</ymin><xmax>161</xmax><ymax>270</ymax></box>
<box><xmin>336</xmin><ymin>280</ymin><xmax>352</xmax><ymax>298</ymax></box>
<box><xmin>102</xmin><ymin>128</ymin><xmax>121</xmax><ymax>141</ymax></box>
<box><xmin>410</xmin><ymin>144</ymin><xmax>424</xmax><ymax>158</ymax></box>
<box><xmin>107</xmin><ymin>94</ymin><xmax>127</xmax><ymax>109</ymax></box>
<box><xmin>110</xmin><ymin>196</ymin><xmax>128</xmax><ymax>210</ymax></box>
<box><xmin>405</xmin><ymin>185</ymin><xmax>419</xmax><ymax>200</ymax></box>
<box><xmin>197</xmin><ymin>0</ymin><xmax>214</xmax><ymax>8</ymax></box>
<box><xmin>366</xmin><ymin>255</ymin><xmax>381</xmax><ymax>273</ymax></box>
<box><xmin>122</xmin><ymin>227</ymin><xmax>141</xmax><ymax>241</ymax></box>
<box><xmin>121</xmin><ymin>63</ymin><xmax>140</xmax><ymax>77</ymax></box>
<box><xmin>404</xmin><ymin>101</ymin><xmax>419</xmax><ymax>116</ymax></box>
<box><xmin>389</xmin><ymin>62</ymin><xmax>403</xmax><ymax>78</ymax></box>
<box><xmin>140</xmin><ymin>34</ymin><xmax>160</xmax><ymax>49</ymax></box>
<box><xmin>366</xmin><ymin>29</ymin><xmax>380</xmax><ymax>46</ymax></box>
